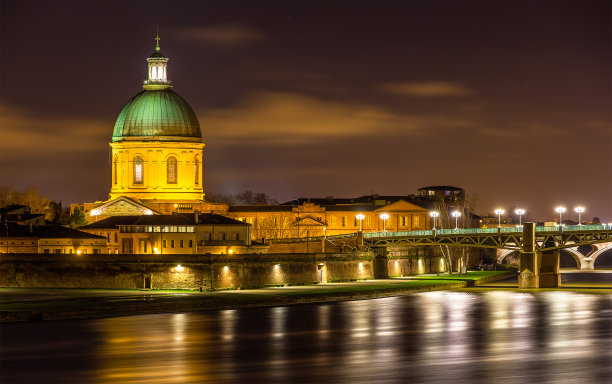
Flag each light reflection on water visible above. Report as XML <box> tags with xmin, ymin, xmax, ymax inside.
<box><xmin>1</xmin><ymin>291</ymin><xmax>611</xmax><ymax>384</ymax></box>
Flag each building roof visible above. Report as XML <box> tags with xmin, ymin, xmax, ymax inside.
<box><xmin>281</xmin><ymin>195</ymin><xmax>432</xmax><ymax>209</ymax></box>
<box><xmin>112</xmin><ymin>89</ymin><xmax>201</xmax><ymax>142</ymax></box>
<box><xmin>192</xmin><ymin>213</ymin><xmax>249</xmax><ymax>226</ymax></box>
<box><xmin>417</xmin><ymin>185</ymin><xmax>464</xmax><ymax>191</ymax></box>
<box><xmin>4</xmin><ymin>224</ymin><xmax>105</xmax><ymax>239</ymax></box>
<box><xmin>81</xmin><ymin>213</ymin><xmax>248</xmax><ymax>228</ymax></box>
<box><xmin>81</xmin><ymin>215</ymin><xmax>193</xmax><ymax>228</ymax></box>
<box><xmin>0</xmin><ymin>204</ymin><xmax>29</xmax><ymax>214</ymax></box>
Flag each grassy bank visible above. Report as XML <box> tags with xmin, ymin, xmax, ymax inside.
<box><xmin>0</xmin><ymin>271</ymin><xmax>532</xmax><ymax>323</ymax></box>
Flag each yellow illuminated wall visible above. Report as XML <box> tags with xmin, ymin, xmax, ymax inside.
<box><xmin>109</xmin><ymin>141</ymin><xmax>204</xmax><ymax>201</ymax></box>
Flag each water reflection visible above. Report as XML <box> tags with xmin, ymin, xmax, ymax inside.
<box><xmin>1</xmin><ymin>292</ymin><xmax>611</xmax><ymax>383</ymax></box>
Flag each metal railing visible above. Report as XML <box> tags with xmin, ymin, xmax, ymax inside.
<box><xmin>364</xmin><ymin>224</ymin><xmax>610</xmax><ymax>239</ymax></box>
<box><xmin>268</xmin><ymin>225</ymin><xmax>610</xmax><ymax>244</ymax></box>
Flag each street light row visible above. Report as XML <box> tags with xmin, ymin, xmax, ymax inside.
<box><xmin>353</xmin><ymin>206</ymin><xmax>590</xmax><ymax>232</ymax></box>
<box><xmin>354</xmin><ymin>211</ymin><xmax>464</xmax><ymax>231</ymax></box>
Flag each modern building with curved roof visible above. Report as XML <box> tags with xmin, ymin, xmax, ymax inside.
<box><xmin>109</xmin><ymin>36</ymin><xmax>205</xmax><ymax>201</ymax></box>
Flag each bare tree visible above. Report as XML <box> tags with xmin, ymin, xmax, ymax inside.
<box><xmin>0</xmin><ymin>187</ymin><xmax>53</xmax><ymax>220</ymax></box>
<box><xmin>206</xmin><ymin>190</ymin><xmax>278</xmax><ymax>205</ymax></box>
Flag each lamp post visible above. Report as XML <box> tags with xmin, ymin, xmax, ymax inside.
<box><xmin>380</xmin><ymin>213</ymin><xmax>389</xmax><ymax>232</ymax></box>
<box><xmin>356</xmin><ymin>214</ymin><xmax>365</xmax><ymax>232</ymax></box>
<box><xmin>574</xmin><ymin>207</ymin><xmax>584</xmax><ymax>225</ymax></box>
<box><xmin>555</xmin><ymin>206</ymin><xmax>566</xmax><ymax>227</ymax></box>
<box><xmin>429</xmin><ymin>211</ymin><xmax>439</xmax><ymax>230</ymax></box>
<box><xmin>514</xmin><ymin>208</ymin><xmax>525</xmax><ymax>227</ymax></box>
<box><xmin>451</xmin><ymin>211</ymin><xmax>461</xmax><ymax>229</ymax></box>
<box><xmin>494</xmin><ymin>209</ymin><xmax>505</xmax><ymax>227</ymax></box>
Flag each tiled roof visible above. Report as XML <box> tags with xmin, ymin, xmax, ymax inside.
<box><xmin>5</xmin><ymin>224</ymin><xmax>105</xmax><ymax>239</ymax></box>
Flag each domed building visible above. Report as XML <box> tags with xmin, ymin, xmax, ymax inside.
<box><xmin>109</xmin><ymin>37</ymin><xmax>204</xmax><ymax>201</ymax></box>
<box><xmin>78</xmin><ymin>37</ymin><xmax>228</xmax><ymax>220</ymax></box>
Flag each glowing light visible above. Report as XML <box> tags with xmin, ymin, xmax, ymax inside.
<box><xmin>515</xmin><ymin>208</ymin><xmax>525</xmax><ymax>227</ymax></box>
<box><xmin>380</xmin><ymin>213</ymin><xmax>389</xmax><ymax>231</ymax></box>
<box><xmin>223</xmin><ymin>265</ymin><xmax>229</xmax><ymax>271</ymax></box>
<box><xmin>90</xmin><ymin>208</ymin><xmax>100</xmax><ymax>216</ymax></box>
<box><xmin>495</xmin><ymin>209</ymin><xmax>504</xmax><ymax>227</ymax></box>
<box><xmin>228</xmin><ymin>249</ymin><xmax>233</xmax><ymax>254</ymax></box>
<box><xmin>451</xmin><ymin>211</ymin><xmax>461</xmax><ymax>229</ymax></box>
<box><xmin>274</xmin><ymin>264</ymin><xmax>280</xmax><ymax>269</ymax></box>
<box><xmin>175</xmin><ymin>264</ymin><xmax>184</xmax><ymax>272</ymax></box>
<box><xmin>555</xmin><ymin>206</ymin><xmax>566</xmax><ymax>226</ymax></box>
<box><xmin>429</xmin><ymin>211</ymin><xmax>439</xmax><ymax>229</ymax></box>
<box><xmin>76</xmin><ymin>250</ymin><xmax>82</xmax><ymax>255</ymax></box>
<box><xmin>356</xmin><ymin>214</ymin><xmax>365</xmax><ymax>231</ymax></box>
<box><xmin>144</xmin><ymin>210</ymin><xmax>153</xmax><ymax>215</ymax></box>
<box><xmin>574</xmin><ymin>206</ymin><xmax>585</xmax><ymax>225</ymax></box>
<box><xmin>153</xmin><ymin>247</ymin><xmax>160</xmax><ymax>254</ymax></box>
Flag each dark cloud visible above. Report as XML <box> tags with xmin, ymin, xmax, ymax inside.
<box><xmin>0</xmin><ymin>1</ymin><xmax>610</xmax><ymax>221</ymax></box>
<box><xmin>378</xmin><ymin>82</ymin><xmax>475</xmax><ymax>98</ymax></box>
<box><xmin>169</xmin><ymin>24</ymin><xmax>266</xmax><ymax>46</ymax></box>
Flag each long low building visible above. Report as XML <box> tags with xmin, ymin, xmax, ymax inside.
<box><xmin>79</xmin><ymin>212</ymin><xmax>268</xmax><ymax>255</ymax></box>
<box><xmin>0</xmin><ymin>224</ymin><xmax>107</xmax><ymax>254</ymax></box>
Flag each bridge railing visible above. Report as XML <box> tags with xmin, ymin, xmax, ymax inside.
<box><xmin>363</xmin><ymin>224</ymin><xmax>609</xmax><ymax>239</ymax></box>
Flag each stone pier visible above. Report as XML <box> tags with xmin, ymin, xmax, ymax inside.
<box><xmin>518</xmin><ymin>222</ymin><xmax>562</xmax><ymax>288</ymax></box>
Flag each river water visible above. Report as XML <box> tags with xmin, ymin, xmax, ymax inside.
<box><xmin>1</xmin><ymin>290</ymin><xmax>611</xmax><ymax>384</ymax></box>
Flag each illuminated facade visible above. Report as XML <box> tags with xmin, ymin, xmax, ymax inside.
<box><xmin>109</xmin><ymin>35</ymin><xmax>204</xmax><ymax>201</ymax></box>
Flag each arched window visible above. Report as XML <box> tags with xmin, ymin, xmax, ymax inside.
<box><xmin>113</xmin><ymin>155</ymin><xmax>118</xmax><ymax>185</ymax></box>
<box><xmin>167</xmin><ymin>156</ymin><xmax>177</xmax><ymax>184</ymax></box>
<box><xmin>133</xmin><ymin>156</ymin><xmax>143</xmax><ymax>184</ymax></box>
<box><xmin>194</xmin><ymin>157</ymin><xmax>200</xmax><ymax>185</ymax></box>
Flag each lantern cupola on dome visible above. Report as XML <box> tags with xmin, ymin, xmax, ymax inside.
<box><xmin>144</xmin><ymin>32</ymin><xmax>171</xmax><ymax>89</ymax></box>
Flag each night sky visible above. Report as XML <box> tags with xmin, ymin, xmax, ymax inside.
<box><xmin>1</xmin><ymin>1</ymin><xmax>610</xmax><ymax>221</ymax></box>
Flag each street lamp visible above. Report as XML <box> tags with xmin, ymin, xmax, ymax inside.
<box><xmin>429</xmin><ymin>211</ymin><xmax>439</xmax><ymax>230</ymax></box>
<box><xmin>451</xmin><ymin>211</ymin><xmax>461</xmax><ymax>229</ymax></box>
<box><xmin>494</xmin><ymin>209</ymin><xmax>505</xmax><ymax>227</ymax></box>
<box><xmin>514</xmin><ymin>208</ymin><xmax>525</xmax><ymax>227</ymax></box>
<box><xmin>356</xmin><ymin>214</ymin><xmax>365</xmax><ymax>231</ymax></box>
<box><xmin>555</xmin><ymin>206</ymin><xmax>566</xmax><ymax>227</ymax></box>
<box><xmin>574</xmin><ymin>206</ymin><xmax>584</xmax><ymax>225</ymax></box>
<box><xmin>380</xmin><ymin>213</ymin><xmax>389</xmax><ymax>232</ymax></box>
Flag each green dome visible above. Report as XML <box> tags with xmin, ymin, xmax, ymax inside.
<box><xmin>112</xmin><ymin>89</ymin><xmax>201</xmax><ymax>142</ymax></box>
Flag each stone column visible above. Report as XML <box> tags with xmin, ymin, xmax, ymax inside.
<box><xmin>356</xmin><ymin>231</ymin><xmax>364</xmax><ymax>250</ymax></box>
<box><xmin>372</xmin><ymin>247</ymin><xmax>389</xmax><ymax>279</ymax></box>
<box><xmin>539</xmin><ymin>250</ymin><xmax>561</xmax><ymax>288</ymax></box>
<box><xmin>518</xmin><ymin>222</ymin><xmax>540</xmax><ymax>288</ymax></box>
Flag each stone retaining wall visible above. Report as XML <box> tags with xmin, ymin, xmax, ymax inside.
<box><xmin>0</xmin><ymin>248</ymin><xmax>490</xmax><ymax>290</ymax></box>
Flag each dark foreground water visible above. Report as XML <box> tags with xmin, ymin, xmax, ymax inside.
<box><xmin>1</xmin><ymin>291</ymin><xmax>612</xmax><ymax>384</ymax></box>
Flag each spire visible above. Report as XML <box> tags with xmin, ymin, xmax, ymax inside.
<box><xmin>155</xmin><ymin>26</ymin><xmax>160</xmax><ymax>52</ymax></box>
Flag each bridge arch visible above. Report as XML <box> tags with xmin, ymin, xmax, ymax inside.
<box><xmin>559</xmin><ymin>248</ymin><xmax>581</xmax><ymax>269</ymax></box>
<box><xmin>497</xmin><ymin>248</ymin><xmax>583</xmax><ymax>269</ymax></box>
<box><xmin>497</xmin><ymin>249</ymin><xmax>519</xmax><ymax>265</ymax></box>
<box><xmin>591</xmin><ymin>243</ymin><xmax>612</xmax><ymax>268</ymax></box>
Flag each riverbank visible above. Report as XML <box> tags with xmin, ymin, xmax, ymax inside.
<box><xmin>0</xmin><ymin>270</ymin><xmax>515</xmax><ymax>322</ymax></box>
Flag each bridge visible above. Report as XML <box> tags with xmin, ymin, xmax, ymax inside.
<box><xmin>324</xmin><ymin>223</ymin><xmax>612</xmax><ymax>288</ymax></box>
